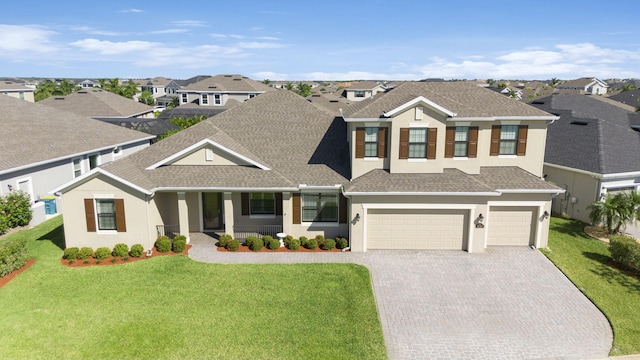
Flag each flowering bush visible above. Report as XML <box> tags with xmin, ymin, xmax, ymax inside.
<box><xmin>0</xmin><ymin>191</ymin><xmax>33</xmax><ymax>235</ymax></box>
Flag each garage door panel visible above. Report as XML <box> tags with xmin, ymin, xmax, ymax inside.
<box><xmin>488</xmin><ymin>206</ymin><xmax>535</xmax><ymax>246</ymax></box>
<box><xmin>367</xmin><ymin>209</ymin><xmax>467</xmax><ymax>250</ymax></box>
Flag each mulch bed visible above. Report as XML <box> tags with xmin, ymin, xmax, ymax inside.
<box><xmin>217</xmin><ymin>244</ymin><xmax>346</xmax><ymax>253</ymax></box>
<box><xmin>60</xmin><ymin>244</ymin><xmax>192</xmax><ymax>267</ymax></box>
<box><xmin>0</xmin><ymin>258</ymin><xmax>36</xmax><ymax>289</ymax></box>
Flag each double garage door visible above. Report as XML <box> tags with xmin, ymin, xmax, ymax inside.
<box><xmin>366</xmin><ymin>206</ymin><xmax>536</xmax><ymax>250</ymax></box>
<box><xmin>367</xmin><ymin>209</ymin><xmax>467</xmax><ymax>250</ymax></box>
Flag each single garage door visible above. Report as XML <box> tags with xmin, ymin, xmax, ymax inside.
<box><xmin>367</xmin><ymin>209</ymin><xmax>467</xmax><ymax>250</ymax></box>
<box><xmin>487</xmin><ymin>206</ymin><xmax>535</xmax><ymax>246</ymax></box>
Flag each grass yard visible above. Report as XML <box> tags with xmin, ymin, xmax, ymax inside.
<box><xmin>542</xmin><ymin>217</ymin><xmax>640</xmax><ymax>356</ymax></box>
<box><xmin>0</xmin><ymin>216</ymin><xmax>386</xmax><ymax>359</ymax></box>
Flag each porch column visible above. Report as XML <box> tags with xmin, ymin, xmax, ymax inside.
<box><xmin>223</xmin><ymin>192</ymin><xmax>234</xmax><ymax>237</ymax></box>
<box><xmin>281</xmin><ymin>192</ymin><xmax>291</xmax><ymax>236</ymax></box>
<box><xmin>177</xmin><ymin>192</ymin><xmax>190</xmax><ymax>243</ymax></box>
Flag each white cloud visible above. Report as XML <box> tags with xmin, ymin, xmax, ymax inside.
<box><xmin>150</xmin><ymin>29</ymin><xmax>189</xmax><ymax>34</ymax></box>
<box><xmin>0</xmin><ymin>25</ymin><xmax>58</xmax><ymax>54</ymax></box>
<box><xmin>70</xmin><ymin>38</ymin><xmax>160</xmax><ymax>55</ymax></box>
<box><xmin>172</xmin><ymin>20</ymin><xmax>208</xmax><ymax>27</ymax></box>
<box><xmin>237</xmin><ymin>41</ymin><xmax>285</xmax><ymax>49</ymax></box>
<box><xmin>210</xmin><ymin>33</ymin><xmax>244</xmax><ymax>39</ymax></box>
<box><xmin>120</xmin><ymin>9</ymin><xmax>143</xmax><ymax>13</ymax></box>
<box><xmin>69</xmin><ymin>26</ymin><xmax>123</xmax><ymax>36</ymax></box>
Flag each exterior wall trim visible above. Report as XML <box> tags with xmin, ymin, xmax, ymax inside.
<box><xmin>51</xmin><ymin>168</ymin><xmax>153</xmax><ymax>196</ymax></box>
<box><xmin>383</xmin><ymin>96</ymin><xmax>457</xmax><ymax>118</ymax></box>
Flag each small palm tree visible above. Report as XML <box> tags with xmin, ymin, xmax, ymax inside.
<box><xmin>588</xmin><ymin>193</ymin><xmax>632</xmax><ymax>234</ymax></box>
<box><xmin>621</xmin><ymin>83</ymin><xmax>636</xmax><ymax>92</ymax></box>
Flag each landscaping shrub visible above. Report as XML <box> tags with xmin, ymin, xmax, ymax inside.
<box><xmin>1</xmin><ymin>191</ymin><xmax>33</xmax><ymax>228</ymax></box>
<box><xmin>305</xmin><ymin>238</ymin><xmax>318</xmax><ymax>250</ymax></box>
<box><xmin>245</xmin><ymin>236</ymin><xmax>259</xmax><ymax>247</ymax></box>
<box><xmin>248</xmin><ymin>237</ymin><xmax>263</xmax><ymax>251</ymax></box>
<box><xmin>218</xmin><ymin>234</ymin><xmax>233</xmax><ymax>248</ymax></box>
<box><xmin>94</xmin><ymin>247</ymin><xmax>111</xmax><ymax>260</ymax></box>
<box><xmin>315</xmin><ymin>235</ymin><xmax>325</xmax><ymax>247</ymax></box>
<box><xmin>112</xmin><ymin>243</ymin><xmax>129</xmax><ymax>257</ymax></box>
<box><xmin>129</xmin><ymin>244</ymin><xmax>144</xmax><ymax>258</ymax></box>
<box><xmin>299</xmin><ymin>236</ymin><xmax>308</xmax><ymax>248</ymax></box>
<box><xmin>336</xmin><ymin>237</ymin><xmax>349</xmax><ymax>250</ymax></box>
<box><xmin>610</xmin><ymin>235</ymin><xmax>640</xmax><ymax>272</ymax></box>
<box><xmin>173</xmin><ymin>237</ymin><xmax>187</xmax><ymax>253</ymax></box>
<box><xmin>0</xmin><ymin>215</ymin><xmax>9</xmax><ymax>236</ymax></box>
<box><xmin>0</xmin><ymin>237</ymin><xmax>27</xmax><ymax>277</ymax></box>
<box><xmin>287</xmin><ymin>238</ymin><xmax>300</xmax><ymax>251</ymax></box>
<box><xmin>76</xmin><ymin>247</ymin><xmax>93</xmax><ymax>260</ymax></box>
<box><xmin>264</xmin><ymin>236</ymin><xmax>280</xmax><ymax>250</ymax></box>
<box><xmin>155</xmin><ymin>236</ymin><xmax>172</xmax><ymax>253</ymax></box>
<box><xmin>62</xmin><ymin>247</ymin><xmax>79</xmax><ymax>260</ymax></box>
<box><xmin>320</xmin><ymin>239</ymin><xmax>336</xmax><ymax>251</ymax></box>
<box><xmin>225</xmin><ymin>239</ymin><xmax>240</xmax><ymax>251</ymax></box>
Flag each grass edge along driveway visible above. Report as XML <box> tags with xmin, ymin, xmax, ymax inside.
<box><xmin>542</xmin><ymin>217</ymin><xmax>640</xmax><ymax>356</ymax></box>
<box><xmin>0</xmin><ymin>216</ymin><xmax>387</xmax><ymax>359</ymax></box>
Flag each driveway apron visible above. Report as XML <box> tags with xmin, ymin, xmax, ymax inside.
<box><xmin>189</xmin><ymin>234</ymin><xmax>612</xmax><ymax>360</ymax></box>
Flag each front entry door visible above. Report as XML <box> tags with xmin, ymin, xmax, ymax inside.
<box><xmin>202</xmin><ymin>193</ymin><xmax>224</xmax><ymax>230</ymax></box>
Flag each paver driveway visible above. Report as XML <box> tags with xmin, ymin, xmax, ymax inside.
<box><xmin>189</xmin><ymin>234</ymin><xmax>612</xmax><ymax>360</ymax></box>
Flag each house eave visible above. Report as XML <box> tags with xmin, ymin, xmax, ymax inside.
<box><xmin>342</xmin><ymin>117</ymin><xmax>391</xmax><ymax>123</ymax></box>
<box><xmin>383</xmin><ymin>96</ymin><xmax>457</xmax><ymax>118</ymax></box>
<box><xmin>343</xmin><ymin>191</ymin><xmax>501</xmax><ymax>196</ymax></box>
<box><xmin>152</xmin><ymin>186</ymin><xmax>299</xmax><ymax>192</ymax></box>
<box><xmin>497</xmin><ymin>189</ymin><xmax>565</xmax><ymax>194</ymax></box>
<box><xmin>451</xmin><ymin>115</ymin><xmax>560</xmax><ymax>121</ymax></box>
<box><xmin>50</xmin><ymin>168</ymin><xmax>153</xmax><ymax>196</ymax></box>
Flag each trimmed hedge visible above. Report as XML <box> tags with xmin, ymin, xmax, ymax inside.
<box><xmin>130</xmin><ymin>244</ymin><xmax>144</xmax><ymax>258</ymax></box>
<box><xmin>610</xmin><ymin>235</ymin><xmax>640</xmax><ymax>272</ymax></box>
<box><xmin>225</xmin><ymin>239</ymin><xmax>240</xmax><ymax>251</ymax></box>
<box><xmin>263</xmin><ymin>236</ymin><xmax>280</xmax><ymax>250</ymax></box>
<box><xmin>173</xmin><ymin>237</ymin><xmax>187</xmax><ymax>253</ymax></box>
<box><xmin>77</xmin><ymin>247</ymin><xmax>93</xmax><ymax>260</ymax></box>
<box><xmin>304</xmin><ymin>238</ymin><xmax>318</xmax><ymax>250</ymax></box>
<box><xmin>336</xmin><ymin>237</ymin><xmax>349</xmax><ymax>250</ymax></box>
<box><xmin>218</xmin><ymin>234</ymin><xmax>233</xmax><ymax>248</ymax></box>
<box><xmin>320</xmin><ymin>239</ymin><xmax>336</xmax><ymax>251</ymax></box>
<box><xmin>94</xmin><ymin>247</ymin><xmax>111</xmax><ymax>260</ymax></box>
<box><xmin>112</xmin><ymin>243</ymin><xmax>129</xmax><ymax>257</ymax></box>
<box><xmin>286</xmin><ymin>238</ymin><xmax>300</xmax><ymax>251</ymax></box>
<box><xmin>0</xmin><ymin>237</ymin><xmax>27</xmax><ymax>277</ymax></box>
<box><xmin>247</xmin><ymin>236</ymin><xmax>263</xmax><ymax>251</ymax></box>
<box><xmin>155</xmin><ymin>236</ymin><xmax>172</xmax><ymax>253</ymax></box>
<box><xmin>63</xmin><ymin>247</ymin><xmax>79</xmax><ymax>260</ymax></box>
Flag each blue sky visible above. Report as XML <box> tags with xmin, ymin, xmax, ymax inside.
<box><xmin>1</xmin><ymin>0</ymin><xmax>639</xmax><ymax>81</ymax></box>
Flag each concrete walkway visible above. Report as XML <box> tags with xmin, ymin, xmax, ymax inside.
<box><xmin>189</xmin><ymin>233</ymin><xmax>613</xmax><ymax>360</ymax></box>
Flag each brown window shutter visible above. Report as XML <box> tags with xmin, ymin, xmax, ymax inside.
<box><xmin>378</xmin><ymin>127</ymin><xmax>387</xmax><ymax>158</ymax></box>
<box><xmin>241</xmin><ymin>193</ymin><xmax>249</xmax><ymax>215</ymax></box>
<box><xmin>427</xmin><ymin>128</ymin><xmax>437</xmax><ymax>160</ymax></box>
<box><xmin>517</xmin><ymin>125</ymin><xmax>528</xmax><ymax>156</ymax></box>
<box><xmin>292</xmin><ymin>193</ymin><xmax>301</xmax><ymax>224</ymax></box>
<box><xmin>84</xmin><ymin>198</ymin><xmax>96</xmax><ymax>232</ymax></box>
<box><xmin>275</xmin><ymin>193</ymin><xmax>283</xmax><ymax>215</ymax></box>
<box><xmin>468</xmin><ymin>127</ymin><xmax>479</xmax><ymax>158</ymax></box>
<box><xmin>339</xmin><ymin>194</ymin><xmax>348</xmax><ymax>224</ymax></box>
<box><xmin>490</xmin><ymin>125</ymin><xmax>500</xmax><ymax>156</ymax></box>
<box><xmin>355</xmin><ymin>128</ymin><xmax>365</xmax><ymax>158</ymax></box>
<box><xmin>115</xmin><ymin>199</ymin><xmax>126</xmax><ymax>232</ymax></box>
<box><xmin>445</xmin><ymin>127</ymin><xmax>455</xmax><ymax>158</ymax></box>
<box><xmin>399</xmin><ymin>128</ymin><xmax>409</xmax><ymax>159</ymax></box>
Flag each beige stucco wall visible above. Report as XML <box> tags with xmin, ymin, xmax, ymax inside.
<box><xmin>349</xmin><ymin>105</ymin><xmax>549</xmax><ymax>179</ymax></box>
<box><xmin>543</xmin><ymin>165</ymin><xmax>599</xmax><ymax>223</ymax></box>
<box><xmin>2</xmin><ymin>91</ymin><xmax>35</xmax><ymax>103</ymax></box>
<box><xmin>171</xmin><ymin>145</ymin><xmax>252</xmax><ymax>166</ymax></box>
<box><xmin>61</xmin><ymin>174</ymin><xmax>155</xmax><ymax>250</ymax></box>
<box><xmin>348</xmin><ymin>193</ymin><xmax>553</xmax><ymax>252</ymax></box>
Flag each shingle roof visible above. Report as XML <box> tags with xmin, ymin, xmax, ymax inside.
<box><xmin>305</xmin><ymin>93</ymin><xmax>352</xmax><ymax>115</ymax></box>
<box><xmin>0</xmin><ymin>94</ymin><xmax>153</xmax><ymax>173</ymax></box>
<box><xmin>100</xmin><ymin>90</ymin><xmax>350</xmax><ymax>191</ymax></box>
<box><xmin>345</xmin><ymin>167</ymin><xmax>557</xmax><ymax>193</ymax></box>
<box><xmin>343</xmin><ymin>81</ymin><xmax>553</xmax><ymax>118</ymax></box>
<box><xmin>0</xmin><ymin>81</ymin><xmax>32</xmax><ymax>91</ymax></box>
<box><xmin>39</xmin><ymin>89</ymin><xmax>154</xmax><ymax>117</ymax></box>
<box><xmin>532</xmin><ymin>94</ymin><xmax>640</xmax><ymax>174</ymax></box>
<box><xmin>346</xmin><ymin>81</ymin><xmax>384</xmax><ymax>90</ymax></box>
<box><xmin>608</xmin><ymin>89</ymin><xmax>640</xmax><ymax>108</ymax></box>
<box><xmin>557</xmin><ymin>77</ymin><xmax>597</xmax><ymax>87</ymax></box>
<box><xmin>179</xmin><ymin>74</ymin><xmax>275</xmax><ymax>92</ymax></box>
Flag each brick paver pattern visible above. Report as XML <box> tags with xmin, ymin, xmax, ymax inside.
<box><xmin>189</xmin><ymin>233</ymin><xmax>612</xmax><ymax>360</ymax></box>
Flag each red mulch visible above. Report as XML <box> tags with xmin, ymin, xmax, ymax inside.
<box><xmin>0</xmin><ymin>258</ymin><xmax>36</xmax><ymax>289</ymax></box>
<box><xmin>60</xmin><ymin>244</ymin><xmax>192</xmax><ymax>268</ymax></box>
<box><xmin>217</xmin><ymin>244</ymin><xmax>346</xmax><ymax>253</ymax></box>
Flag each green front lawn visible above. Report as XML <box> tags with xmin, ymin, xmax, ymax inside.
<box><xmin>0</xmin><ymin>217</ymin><xmax>386</xmax><ymax>359</ymax></box>
<box><xmin>542</xmin><ymin>217</ymin><xmax>640</xmax><ymax>356</ymax></box>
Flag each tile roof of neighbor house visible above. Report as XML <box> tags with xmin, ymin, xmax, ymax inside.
<box><xmin>179</xmin><ymin>74</ymin><xmax>275</xmax><ymax>92</ymax></box>
<box><xmin>99</xmin><ymin>90</ymin><xmax>351</xmax><ymax>191</ymax></box>
<box><xmin>0</xmin><ymin>81</ymin><xmax>33</xmax><ymax>91</ymax></box>
<box><xmin>343</xmin><ymin>81</ymin><xmax>554</xmax><ymax>118</ymax></box>
<box><xmin>532</xmin><ymin>94</ymin><xmax>640</xmax><ymax>175</ymax></box>
<box><xmin>38</xmin><ymin>89</ymin><xmax>155</xmax><ymax>117</ymax></box>
<box><xmin>0</xmin><ymin>94</ymin><xmax>154</xmax><ymax>173</ymax></box>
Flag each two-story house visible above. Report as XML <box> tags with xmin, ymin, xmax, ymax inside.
<box><xmin>0</xmin><ymin>81</ymin><xmax>35</xmax><ymax>102</ymax></box>
<box><xmin>176</xmin><ymin>74</ymin><xmax>274</xmax><ymax>107</ymax></box>
<box><xmin>556</xmin><ymin>77</ymin><xmax>609</xmax><ymax>95</ymax></box>
<box><xmin>342</xmin><ymin>81</ymin><xmax>386</xmax><ymax>101</ymax></box>
<box><xmin>52</xmin><ymin>82</ymin><xmax>561</xmax><ymax>253</ymax></box>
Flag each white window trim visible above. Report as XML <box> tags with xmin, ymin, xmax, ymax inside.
<box><xmin>300</xmin><ymin>192</ymin><xmax>340</xmax><ymax>225</ymax></box>
<box><xmin>15</xmin><ymin>177</ymin><xmax>34</xmax><ymax>202</ymax></box>
<box><xmin>453</xmin><ymin>157</ymin><xmax>469</xmax><ymax>161</ymax></box>
<box><xmin>408</xmin><ymin>158</ymin><xmax>428</xmax><ymax>162</ymax></box>
<box><xmin>498</xmin><ymin>155</ymin><xmax>518</xmax><ymax>159</ymax></box>
<box><xmin>181</xmin><ymin>93</ymin><xmax>188</xmax><ymax>104</ymax></box>
<box><xmin>72</xmin><ymin>157</ymin><xmax>84</xmax><ymax>178</ymax></box>
<box><xmin>93</xmin><ymin>196</ymin><xmax>118</xmax><ymax>234</ymax></box>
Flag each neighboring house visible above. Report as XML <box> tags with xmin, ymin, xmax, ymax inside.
<box><xmin>531</xmin><ymin>93</ymin><xmax>640</xmax><ymax>223</ymax></box>
<box><xmin>0</xmin><ymin>94</ymin><xmax>154</xmax><ymax>225</ymax></box>
<box><xmin>608</xmin><ymin>89</ymin><xmax>640</xmax><ymax>109</ymax></box>
<box><xmin>53</xmin><ymin>82</ymin><xmax>561</xmax><ymax>253</ymax></box>
<box><xmin>556</xmin><ymin>77</ymin><xmax>609</xmax><ymax>95</ymax></box>
<box><xmin>137</xmin><ymin>77</ymin><xmax>181</xmax><ymax>100</ymax></box>
<box><xmin>305</xmin><ymin>93</ymin><xmax>351</xmax><ymax>114</ymax></box>
<box><xmin>38</xmin><ymin>89</ymin><xmax>172</xmax><ymax>136</ymax></box>
<box><xmin>0</xmin><ymin>81</ymin><xmax>35</xmax><ymax>102</ymax></box>
<box><xmin>343</xmin><ymin>81</ymin><xmax>386</xmax><ymax>101</ymax></box>
<box><xmin>177</xmin><ymin>74</ymin><xmax>274</xmax><ymax>106</ymax></box>
<box><xmin>78</xmin><ymin>79</ymin><xmax>99</xmax><ymax>88</ymax></box>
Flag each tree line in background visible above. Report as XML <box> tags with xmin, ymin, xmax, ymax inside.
<box><xmin>34</xmin><ymin>78</ymin><xmax>159</xmax><ymax>106</ymax></box>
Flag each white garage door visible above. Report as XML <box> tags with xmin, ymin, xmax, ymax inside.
<box><xmin>367</xmin><ymin>209</ymin><xmax>467</xmax><ymax>250</ymax></box>
<box><xmin>487</xmin><ymin>206</ymin><xmax>535</xmax><ymax>246</ymax></box>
